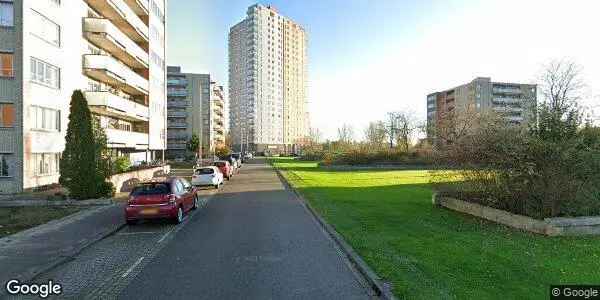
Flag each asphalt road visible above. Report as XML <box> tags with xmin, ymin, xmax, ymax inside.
<box><xmin>18</xmin><ymin>159</ymin><xmax>373</xmax><ymax>299</ymax></box>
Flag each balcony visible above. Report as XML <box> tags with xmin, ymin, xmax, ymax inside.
<box><xmin>168</xmin><ymin>90</ymin><xmax>187</xmax><ymax>97</ymax></box>
<box><xmin>167</xmin><ymin>111</ymin><xmax>187</xmax><ymax>118</ymax></box>
<box><xmin>85</xmin><ymin>0</ymin><xmax>149</xmax><ymax>42</ymax></box>
<box><xmin>84</xmin><ymin>54</ymin><xmax>149</xmax><ymax>96</ymax></box>
<box><xmin>168</xmin><ymin>123</ymin><xmax>187</xmax><ymax>129</ymax></box>
<box><xmin>105</xmin><ymin>128</ymin><xmax>149</xmax><ymax>149</ymax></box>
<box><xmin>124</xmin><ymin>0</ymin><xmax>149</xmax><ymax>16</ymax></box>
<box><xmin>167</xmin><ymin>101</ymin><xmax>187</xmax><ymax>108</ymax></box>
<box><xmin>86</xmin><ymin>91</ymin><xmax>149</xmax><ymax>122</ymax></box>
<box><xmin>84</xmin><ymin>18</ymin><xmax>149</xmax><ymax>69</ymax></box>
<box><xmin>493</xmin><ymin>87</ymin><xmax>522</xmax><ymax>95</ymax></box>
<box><xmin>167</xmin><ymin>78</ymin><xmax>188</xmax><ymax>86</ymax></box>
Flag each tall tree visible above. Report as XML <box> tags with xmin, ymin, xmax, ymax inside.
<box><xmin>337</xmin><ymin>124</ymin><xmax>354</xmax><ymax>145</ymax></box>
<box><xmin>60</xmin><ymin>90</ymin><xmax>101</xmax><ymax>199</ymax></box>
<box><xmin>384</xmin><ymin>112</ymin><xmax>400</xmax><ymax>149</ymax></box>
<box><xmin>395</xmin><ymin>111</ymin><xmax>418</xmax><ymax>152</ymax></box>
<box><xmin>364</xmin><ymin>121</ymin><xmax>386</xmax><ymax>148</ymax></box>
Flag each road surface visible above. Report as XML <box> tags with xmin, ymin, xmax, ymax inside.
<box><xmin>22</xmin><ymin>159</ymin><xmax>373</xmax><ymax>299</ymax></box>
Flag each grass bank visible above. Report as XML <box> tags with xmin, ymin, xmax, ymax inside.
<box><xmin>0</xmin><ymin>206</ymin><xmax>82</xmax><ymax>238</ymax></box>
<box><xmin>271</xmin><ymin>158</ymin><xmax>600</xmax><ymax>300</ymax></box>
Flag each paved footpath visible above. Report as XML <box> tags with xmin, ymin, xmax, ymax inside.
<box><xmin>4</xmin><ymin>160</ymin><xmax>373</xmax><ymax>299</ymax></box>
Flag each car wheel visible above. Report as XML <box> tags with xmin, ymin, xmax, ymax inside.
<box><xmin>192</xmin><ymin>196</ymin><xmax>199</xmax><ymax>210</ymax></box>
<box><xmin>126</xmin><ymin>219</ymin><xmax>137</xmax><ymax>226</ymax></box>
<box><xmin>174</xmin><ymin>207</ymin><xmax>183</xmax><ymax>224</ymax></box>
<box><xmin>214</xmin><ymin>184</ymin><xmax>219</xmax><ymax>189</ymax></box>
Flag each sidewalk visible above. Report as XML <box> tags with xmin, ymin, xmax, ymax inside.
<box><xmin>0</xmin><ymin>203</ymin><xmax>125</xmax><ymax>291</ymax></box>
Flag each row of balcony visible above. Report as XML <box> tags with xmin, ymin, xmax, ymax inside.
<box><xmin>85</xmin><ymin>0</ymin><xmax>149</xmax><ymax>43</ymax></box>
<box><xmin>493</xmin><ymin>87</ymin><xmax>522</xmax><ymax>94</ymax></box>
<box><xmin>105</xmin><ymin>128</ymin><xmax>149</xmax><ymax>150</ymax></box>
<box><xmin>86</xmin><ymin>91</ymin><xmax>149</xmax><ymax>122</ymax></box>
<box><xmin>84</xmin><ymin>18</ymin><xmax>149</xmax><ymax>69</ymax></box>
<box><xmin>167</xmin><ymin>111</ymin><xmax>187</xmax><ymax>118</ymax></box>
<box><xmin>84</xmin><ymin>54</ymin><xmax>149</xmax><ymax>96</ymax></box>
<box><xmin>167</xmin><ymin>101</ymin><xmax>187</xmax><ymax>108</ymax></box>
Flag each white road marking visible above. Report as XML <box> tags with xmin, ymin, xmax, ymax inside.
<box><xmin>117</xmin><ymin>232</ymin><xmax>157</xmax><ymax>236</ymax></box>
<box><xmin>157</xmin><ymin>228</ymin><xmax>175</xmax><ymax>243</ymax></box>
<box><xmin>121</xmin><ymin>256</ymin><xmax>144</xmax><ymax>278</ymax></box>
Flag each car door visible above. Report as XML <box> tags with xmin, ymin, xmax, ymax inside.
<box><xmin>179</xmin><ymin>179</ymin><xmax>193</xmax><ymax>211</ymax></box>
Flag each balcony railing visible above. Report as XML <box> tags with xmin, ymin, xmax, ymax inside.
<box><xmin>85</xmin><ymin>0</ymin><xmax>149</xmax><ymax>42</ymax></box>
<box><xmin>86</xmin><ymin>91</ymin><xmax>149</xmax><ymax>122</ymax></box>
<box><xmin>105</xmin><ymin>128</ymin><xmax>149</xmax><ymax>149</ymax></box>
<box><xmin>83</xmin><ymin>54</ymin><xmax>149</xmax><ymax>96</ymax></box>
<box><xmin>167</xmin><ymin>111</ymin><xmax>187</xmax><ymax>118</ymax></box>
<box><xmin>84</xmin><ymin>18</ymin><xmax>149</xmax><ymax>69</ymax></box>
<box><xmin>168</xmin><ymin>90</ymin><xmax>188</xmax><ymax>97</ymax></box>
<box><xmin>493</xmin><ymin>87</ymin><xmax>522</xmax><ymax>94</ymax></box>
<box><xmin>167</xmin><ymin>123</ymin><xmax>187</xmax><ymax>129</ymax></box>
<box><xmin>167</xmin><ymin>101</ymin><xmax>187</xmax><ymax>108</ymax></box>
<box><xmin>123</xmin><ymin>0</ymin><xmax>149</xmax><ymax>16</ymax></box>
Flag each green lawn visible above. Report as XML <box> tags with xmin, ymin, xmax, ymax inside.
<box><xmin>0</xmin><ymin>206</ymin><xmax>82</xmax><ymax>238</ymax></box>
<box><xmin>271</xmin><ymin>158</ymin><xmax>600</xmax><ymax>300</ymax></box>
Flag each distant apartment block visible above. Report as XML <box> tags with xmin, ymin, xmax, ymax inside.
<box><xmin>229</xmin><ymin>4</ymin><xmax>309</xmax><ymax>154</ymax></box>
<box><xmin>0</xmin><ymin>0</ymin><xmax>167</xmax><ymax>194</ymax></box>
<box><xmin>427</xmin><ymin>77</ymin><xmax>537</xmax><ymax>139</ymax></box>
<box><xmin>166</xmin><ymin>66</ymin><xmax>226</xmax><ymax>159</ymax></box>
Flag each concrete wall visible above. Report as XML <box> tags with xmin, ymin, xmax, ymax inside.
<box><xmin>108</xmin><ymin>165</ymin><xmax>171</xmax><ymax>193</ymax></box>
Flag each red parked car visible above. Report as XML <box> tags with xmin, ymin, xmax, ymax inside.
<box><xmin>213</xmin><ymin>160</ymin><xmax>233</xmax><ymax>180</ymax></box>
<box><xmin>125</xmin><ymin>177</ymin><xmax>199</xmax><ymax>225</ymax></box>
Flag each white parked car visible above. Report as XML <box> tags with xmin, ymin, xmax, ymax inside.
<box><xmin>191</xmin><ymin>166</ymin><xmax>223</xmax><ymax>189</ymax></box>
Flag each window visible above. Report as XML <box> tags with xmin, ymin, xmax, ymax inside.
<box><xmin>31</xmin><ymin>10</ymin><xmax>60</xmax><ymax>46</ymax></box>
<box><xmin>0</xmin><ymin>52</ymin><xmax>13</xmax><ymax>77</ymax></box>
<box><xmin>31</xmin><ymin>106</ymin><xmax>60</xmax><ymax>131</ymax></box>
<box><xmin>0</xmin><ymin>1</ymin><xmax>13</xmax><ymax>26</ymax></box>
<box><xmin>34</xmin><ymin>153</ymin><xmax>60</xmax><ymax>176</ymax></box>
<box><xmin>0</xmin><ymin>103</ymin><xmax>14</xmax><ymax>127</ymax></box>
<box><xmin>30</xmin><ymin>58</ymin><xmax>60</xmax><ymax>88</ymax></box>
<box><xmin>0</xmin><ymin>154</ymin><xmax>9</xmax><ymax>177</ymax></box>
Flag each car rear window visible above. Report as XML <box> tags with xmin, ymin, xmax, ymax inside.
<box><xmin>131</xmin><ymin>183</ymin><xmax>170</xmax><ymax>196</ymax></box>
<box><xmin>214</xmin><ymin>162</ymin><xmax>226</xmax><ymax>167</ymax></box>
<box><xmin>195</xmin><ymin>168</ymin><xmax>214</xmax><ymax>175</ymax></box>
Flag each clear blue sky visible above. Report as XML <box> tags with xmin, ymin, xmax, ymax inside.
<box><xmin>168</xmin><ymin>1</ymin><xmax>600</xmax><ymax>139</ymax></box>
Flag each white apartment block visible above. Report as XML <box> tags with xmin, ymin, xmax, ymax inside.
<box><xmin>0</xmin><ymin>0</ymin><xmax>167</xmax><ymax>194</ymax></box>
<box><xmin>229</xmin><ymin>4</ymin><xmax>309</xmax><ymax>154</ymax></box>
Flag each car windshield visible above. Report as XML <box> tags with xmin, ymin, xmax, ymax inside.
<box><xmin>231</xmin><ymin>154</ymin><xmax>240</xmax><ymax>159</ymax></box>
<box><xmin>214</xmin><ymin>162</ymin><xmax>226</xmax><ymax>167</ymax></box>
<box><xmin>131</xmin><ymin>183</ymin><xmax>170</xmax><ymax>196</ymax></box>
<box><xmin>195</xmin><ymin>168</ymin><xmax>214</xmax><ymax>175</ymax></box>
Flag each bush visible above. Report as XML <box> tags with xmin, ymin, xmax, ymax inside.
<box><xmin>323</xmin><ymin>149</ymin><xmax>432</xmax><ymax>166</ymax></box>
<box><xmin>97</xmin><ymin>181</ymin><xmax>116</xmax><ymax>198</ymax></box>
<box><xmin>113</xmin><ymin>156</ymin><xmax>131</xmax><ymax>174</ymax></box>
<box><xmin>433</xmin><ymin>113</ymin><xmax>600</xmax><ymax>219</ymax></box>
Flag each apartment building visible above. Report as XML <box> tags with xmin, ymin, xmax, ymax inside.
<box><xmin>427</xmin><ymin>77</ymin><xmax>537</xmax><ymax>139</ymax></box>
<box><xmin>0</xmin><ymin>0</ymin><xmax>167</xmax><ymax>194</ymax></box>
<box><xmin>229</xmin><ymin>4</ymin><xmax>309</xmax><ymax>155</ymax></box>
<box><xmin>166</xmin><ymin>66</ymin><xmax>226</xmax><ymax>159</ymax></box>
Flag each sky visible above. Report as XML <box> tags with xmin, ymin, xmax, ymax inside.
<box><xmin>167</xmin><ymin>0</ymin><xmax>600</xmax><ymax>140</ymax></box>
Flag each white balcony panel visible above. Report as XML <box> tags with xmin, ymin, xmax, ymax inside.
<box><xmin>124</xmin><ymin>0</ymin><xmax>149</xmax><ymax>16</ymax></box>
<box><xmin>105</xmin><ymin>128</ymin><xmax>149</xmax><ymax>149</ymax></box>
<box><xmin>84</xmin><ymin>55</ymin><xmax>149</xmax><ymax>96</ymax></box>
<box><xmin>84</xmin><ymin>18</ymin><xmax>148</xmax><ymax>69</ymax></box>
<box><xmin>86</xmin><ymin>91</ymin><xmax>149</xmax><ymax>122</ymax></box>
<box><xmin>85</xmin><ymin>0</ymin><xmax>149</xmax><ymax>42</ymax></box>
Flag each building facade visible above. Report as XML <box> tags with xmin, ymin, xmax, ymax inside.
<box><xmin>0</xmin><ymin>0</ymin><xmax>167</xmax><ymax>194</ymax></box>
<box><xmin>166</xmin><ymin>66</ymin><xmax>225</xmax><ymax>159</ymax></box>
<box><xmin>229</xmin><ymin>4</ymin><xmax>309</xmax><ymax>155</ymax></box>
<box><xmin>427</xmin><ymin>77</ymin><xmax>537</xmax><ymax>140</ymax></box>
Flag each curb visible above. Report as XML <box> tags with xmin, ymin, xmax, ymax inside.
<box><xmin>273</xmin><ymin>168</ymin><xmax>396</xmax><ymax>300</ymax></box>
<box><xmin>0</xmin><ymin>204</ymin><xmax>126</xmax><ymax>288</ymax></box>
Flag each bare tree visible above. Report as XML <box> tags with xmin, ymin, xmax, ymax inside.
<box><xmin>308</xmin><ymin>127</ymin><xmax>323</xmax><ymax>145</ymax></box>
<box><xmin>337</xmin><ymin>124</ymin><xmax>354</xmax><ymax>144</ymax></box>
<box><xmin>540</xmin><ymin>59</ymin><xmax>585</xmax><ymax>116</ymax></box>
<box><xmin>363</xmin><ymin>121</ymin><xmax>386</xmax><ymax>148</ymax></box>
<box><xmin>395</xmin><ymin>111</ymin><xmax>418</xmax><ymax>152</ymax></box>
<box><xmin>383</xmin><ymin>112</ymin><xmax>400</xmax><ymax>149</ymax></box>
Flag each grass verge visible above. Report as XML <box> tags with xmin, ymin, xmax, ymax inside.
<box><xmin>0</xmin><ymin>206</ymin><xmax>82</xmax><ymax>238</ymax></box>
<box><xmin>270</xmin><ymin>158</ymin><xmax>600</xmax><ymax>300</ymax></box>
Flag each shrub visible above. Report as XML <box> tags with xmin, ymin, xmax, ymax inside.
<box><xmin>113</xmin><ymin>156</ymin><xmax>131</xmax><ymax>174</ymax></box>
<box><xmin>97</xmin><ymin>181</ymin><xmax>116</xmax><ymax>198</ymax></box>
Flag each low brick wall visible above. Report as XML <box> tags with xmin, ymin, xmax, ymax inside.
<box><xmin>109</xmin><ymin>165</ymin><xmax>171</xmax><ymax>193</ymax></box>
<box><xmin>433</xmin><ymin>194</ymin><xmax>600</xmax><ymax>236</ymax></box>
